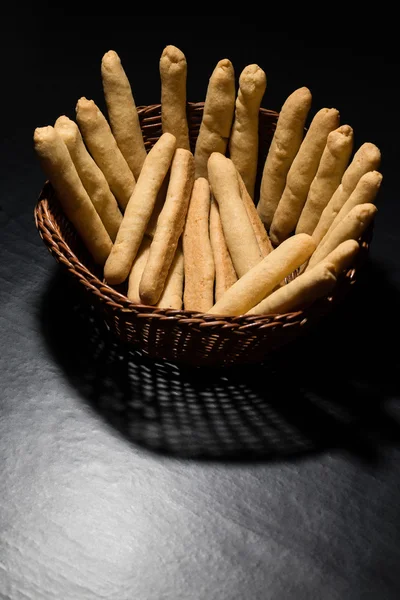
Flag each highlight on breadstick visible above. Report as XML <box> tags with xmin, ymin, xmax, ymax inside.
<box><xmin>104</xmin><ymin>132</ymin><xmax>177</xmax><ymax>285</ymax></box>
<box><xmin>257</xmin><ymin>87</ymin><xmax>312</xmax><ymax>230</ymax></box>
<box><xmin>54</xmin><ymin>115</ymin><xmax>122</xmax><ymax>242</ymax></box>
<box><xmin>296</xmin><ymin>125</ymin><xmax>354</xmax><ymax>235</ymax></box>
<box><xmin>237</xmin><ymin>171</ymin><xmax>273</xmax><ymax>257</ymax></box>
<box><xmin>101</xmin><ymin>50</ymin><xmax>147</xmax><ymax>180</ymax></box>
<box><xmin>312</xmin><ymin>142</ymin><xmax>381</xmax><ymax>245</ymax></box>
<box><xmin>209</xmin><ymin>198</ymin><xmax>238</xmax><ymax>301</ymax></box>
<box><xmin>139</xmin><ymin>148</ymin><xmax>195</xmax><ymax>305</ymax></box>
<box><xmin>33</xmin><ymin>126</ymin><xmax>112</xmax><ymax>265</ymax></box>
<box><xmin>228</xmin><ymin>63</ymin><xmax>267</xmax><ymax>199</ymax></box>
<box><xmin>306</xmin><ymin>203</ymin><xmax>377</xmax><ymax>271</ymax></box>
<box><xmin>194</xmin><ymin>58</ymin><xmax>236</xmax><ymax>179</ymax></box>
<box><xmin>208</xmin><ymin>233</ymin><xmax>316</xmax><ymax>316</ymax></box>
<box><xmin>323</xmin><ymin>170</ymin><xmax>382</xmax><ymax>238</ymax></box>
<box><xmin>246</xmin><ymin>260</ymin><xmax>337</xmax><ymax>316</ymax></box>
<box><xmin>127</xmin><ymin>235</ymin><xmax>152</xmax><ymax>303</ymax></box>
<box><xmin>269</xmin><ymin>107</ymin><xmax>340</xmax><ymax>246</ymax></box>
<box><xmin>75</xmin><ymin>97</ymin><xmax>136</xmax><ymax>211</ymax></box>
<box><xmin>183</xmin><ymin>177</ymin><xmax>215</xmax><ymax>312</ymax></box>
<box><xmin>157</xmin><ymin>242</ymin><xmax>185</xmax><ymax>310</ymax></box>
<box><xmin>208</xmin><ymin>152</ymin><xmax>262</xmax><ymax>277</ymax></box>
<box><xmin>159</xmin><ymin>45</ymin><xmax>190</xmax><ymax>151</ymax></box>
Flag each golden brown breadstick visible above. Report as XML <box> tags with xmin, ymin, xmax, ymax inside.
<box><xmin>183</xmin><ymin>177</ymin><xmax>215</xmax><ymax>312</ymax></box>
<box><xmin>320</xmin><ymin>239</ymin><xmax>360</xmax><ymax>275</ymax></box>
<box><xmin>323</xmin><ymin>170</ymin><xmax>382</xmax><ymax>238</ymax></box>
<box><xmin>209</xmin><ymin>198</ymin><xmax>238</xmax><ymax>301</ymax></box>
<box><xmin>306</xmin><ymin>203</ymin><xmax>377</xmax><ymax>271</ymax></box>
<box><xmin>208</xmin><ymin>233</ymin><xmax>316</xmax><ymax>316</ymax></box>
<box><xmin>54</xmin><ymin>115</ymin><xmax>123</xmax><ymax>242</ymax></box>
<box><xmin>101</xmin><ymin>50</ymin><xmax>147</xmax><ymax>180</ymax></box>
<box><xmin>194</xmin><ymin>59</ymin><xmax>236</xmax><ymax>179</ymax></box>
<box><xmin>104</xmin><ymin>132</ymin><xmax>177</xmax><ymax>285</ymax></box>
<box><xmin>159</xmin><ymin>45</ymin><xmax>190</xmax><ymax>151</ymax></box>
<box><xmin>237</xmin><ymin>172</ymin><xmax>273</xmax><ymax>257</ymax></box>
<box><xmin>127</xmin><ymin>235</ymin><xmax>152</xmax><ymax>303</ymax></box>
<box><xmin>312</xmin><ymin>142</ymin><xmax>381</xmax><ymax>245</ymax></box>
<box><xmin>33</xmin><ymin>126</ymin><xmax>112</xmax><ymax>265</ymax></box>
<box><xmin>247</xmin><ymin>261</ymin><xmax>337</xmax><ymax>316</ymax></box>
<box><xmin>228</xmin><ymin>64</ymin><xmax>267</xmax><ymax>199</ymax></box>
<box><xmin>75</xmin><ymin>97</ymin><xmax>135</xmax><ymax>211</ymax></box>
<box><xmin>139</xmin><ymin>148</ymin><xmax>195</xmax><ymax>305</ymax></box>
<box><xmin>296</xmin><ymin>125</ymin><xmax>354</xmax><ymax>235</ymax></box>
<box><xmin>270</xmin><ymin>107</ymin><xmax>340</xmax><ymax>246</ymax></box>
<box><xmin>145</xmin><ymin>173</ymin><xmax>170</xmax><ymax>238</ymax></box>
<box><xmin>257</xmin><ymin>87</ymin><xmax>312</xmax><ymax>230</ymax></box>
<box><xmin>157</xmin><ymin>243</ymin><xmax>185</xmax><ymax>310</ymax></box>
<box><xmin>208</xmin><ymin>152</ymin><xmax>262</xmax><ymax>277</ymax></box>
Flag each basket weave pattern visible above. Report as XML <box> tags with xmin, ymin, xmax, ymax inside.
<box><xmin>34</xmin><ymin>102</ymin><xmax>368</xmax><ymax>367</ymax></box>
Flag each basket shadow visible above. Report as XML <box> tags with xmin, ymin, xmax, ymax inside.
<box><xmin>37</xmin><ymin>260</ymin><xmax>400</xmax><ymax>462</ymax></box>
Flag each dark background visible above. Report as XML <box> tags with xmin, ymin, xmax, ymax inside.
<box><xmin>1</xmin><ymin>15</ymin><xmax>400</xmax><ymax>600</ymax></box>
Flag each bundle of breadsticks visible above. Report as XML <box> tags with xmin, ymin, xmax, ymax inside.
<box><xmin>33</xmin><ymin>45</ymin><xmax>382</xmax><ymax>317</ymax></box>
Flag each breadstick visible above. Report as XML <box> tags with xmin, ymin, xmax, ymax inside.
<box><xmin>228</xmin><ymin>64</ymin><xmax>267</xmax><ymax>199</ymax></box>
<box><xmin>208</xmin><ymin>233</ymin><xmax>316</xmax><ymax>316</ymax></box>
<box><xmin>127</xmin><ymin>235</ymin><xmax>152</xmax><ymax>303</ymax></box>
<box><xmin>183</xmin><ymin>177</ymin><xmax>215</xmax><ymax>312</ymax></box>
<box><xmin>312</xmin><ymin>142</ymin><xmax>381</xmax><ymax>245</ymax></box>
<box><xmin>323</xmin><ymin>170</ymin><xmax>382</xmax><ymax>238</ymax></box>
<box><xmin>33</xmin><ymin>126</ymin><xmax>112</xmax><ymax>265</ymax></box>
<box><xmin>54</xmin><ymin>115</ymin><xmax>122</xmax><ymax>242</ymax></box>
<box><xmin>75</xmin><ymin>97</ymin><xmax>136</xmax><ymax>211</ymax></box>
<box><xmin>208</xmin><ymin>152</ymin><xmax>262</xmax><ymax>277</ymax></box>
<box><xmin>104</xmin><ymin>132</ymin><xmax>176</xmax><ymax>285</ymax></box>
<box><xmin>270</xmin><ymin>107</ymin><xmax>340</xmax><ymax>246</ymax></box>
<box><xmin>320</xmin><ymin>239</ymin><xmax>360</xmax><ymax>275</ymax></box>
<box><xmin>257</xmin><ymin>87</ymin><xmax>312</xmax><ymax>230</ymax></box>
<box><xmin>157</xmin><ymin>243</ymin><xmax>185</xmax><ymax>310</ymax></box>
<box><xmin>145</xmin><ymin>173</ymin><xmax>170</xmax><ymax>238</ymax></box>
<box><xmin>101</xmin><ymin>50</ymin><xmax>147</xmax><ymax>180</ymax></box>
<box><xmin>237</xmin><ymin>171</ymin><xmax>273</xmax><ymax>257</ymax></box>
<box><xmin>209</xmin><ymin>198</ymin><xmax>238</xmax><ymax>301</ymax></box>
<box><xmin>296</xmin><ymin>125</ymin><xmax>354</xmax><ymax>235</ymax></box>
<box><xmin>306</xmin><ymin>203</ymin><xmax>377</xmax><ymax>271</ymax></box>
<box><xmin>247</xmin><ymin>261</ymin><xmax>337</xmax><ymax>316</ymax></box>
<box><xmin>194</xmin><ymin>59</ymin><xmax>236</xmax><ymax>179</ymax></box>
<box><xmin>139</xmin><ymin>148</ymin><xmax>195</xmax><ymax>305</ymax></box>
<box><xmin>159</xmin><ymin>45</ymin><xmax>190</xmax><ymax>151</ymax></box>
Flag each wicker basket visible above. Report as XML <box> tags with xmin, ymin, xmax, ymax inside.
<box><xmin>34</xmin><ymin>102</ymin><xmax>371</xmax><ymax>368</ymax></box>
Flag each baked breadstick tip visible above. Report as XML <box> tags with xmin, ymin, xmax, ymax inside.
<box><xmin>101</xmin><ymin>50</ymin><xmax>147</xmax><ymax>180</ymax></box>
<box><xmin>160</xmin><ymin>45</ymin><xmax>190</xmax><ymax>150</ymax></box>
<box><xmin>312</xmin><ymin>142</ymin><xmax>381</xmax><ymax>245</ymax></box>
<box><xmin>247</xmin><ymin>261</ymin><xmax>337</xmax><ymax>316</ymax></box>
<box><xmin>229</xmin><ymin>63</ymin><xmax>267</xmax><ymax>199</ymax></box>
<box><xmin>320</xmin><ymin>239</ymin><xmax>360</xmax><ymax>275</ymax></box>
<box><xmin>306</xmin><ymin>203</ymin><xmax>377</xmax><ymax>271</ymax></box>
<box><xmin>296</xmin><ymin>124</ymin><xmax>354</xmax><ymax>235</ymax></box>
<box><xmin>257</xmin><ymin>86</ymin><xmax>312</xmax><ymax>230</ymax></box>
<box><xmin>139</xmin><ymin>147</ymin><xmax>195</xmax><ymax>305</ymax></box>
<box><xmin>75</xmin><ymin>97</ymin><xmax>136</xmax><ymax>211</ymax></box>
<box><xmin>208</xmin><ymin>152</ymin><xmax>262</xmax><ymax>277</ymax></box>
<box><xmin>33</xmin><ymin>125</ymin><xmax>112</xmax><ymax>265</ymax></box>
<box><xmin>54</xmin><ymin>115</ymin><xmax>123</xmax><ymax>242</ymax></box>
<box><xmin>104</xmin><ymin>132</ymin><xmax>177</xmax><ymax>285</ymax></box>
<box><xmin>324</xmin><ymin>170</ymin><xmax>382</xmax><ymax>237</ymax></box>
<box><xmin>270</xmin><ymin>107</ymin><xmax>340</xmax><ymax>246</ymax></box>
<box><xmin>208</xmin><ymin>233</ymin><xmax>316</xmax><ymax>316</ymax></box>
<box><xmin>183</xmin><ymin>177</ymin><xmax>215</xmax><ymax>312</ymax></box>
<box><xmin>194</xmin><ymin>59</ymin><xmax>236</xmax><ymax>179</ymax></box>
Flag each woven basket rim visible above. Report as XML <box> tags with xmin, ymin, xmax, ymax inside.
<box><xmin>33</xmin><ymin>102</ymin><xmax>368</xmax><ymax>331</ymax></box>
